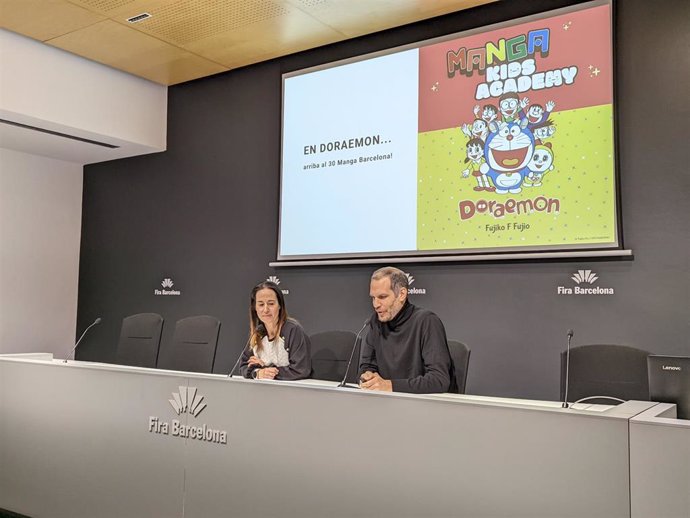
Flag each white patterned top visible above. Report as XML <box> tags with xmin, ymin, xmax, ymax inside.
<box><xmin>253</xmin><ymin>334</ymin><xmax>290</xmax><ymax>368</ymax></box>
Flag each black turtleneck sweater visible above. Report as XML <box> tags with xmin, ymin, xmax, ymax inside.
<box><xmin>359</xmin><ymin>301</ymin><xmax>455</xmax><ymax>394</ymax></box>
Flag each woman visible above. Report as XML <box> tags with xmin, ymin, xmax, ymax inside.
<box><xmin>240</xmin><ymin>281</ymin><xmax>312</xmax><ymax>380</ymax></box>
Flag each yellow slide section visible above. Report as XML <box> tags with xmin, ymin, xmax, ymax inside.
<box><xmin>417</xmin><ymin>104</ymin><xmax>616</xmax><ymax>250</ymax></box>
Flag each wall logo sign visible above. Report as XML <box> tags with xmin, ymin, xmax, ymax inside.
<box><xmin>557</xmin><ymin>269</ymin><xmax>614</xmax><ymax>296</ymax></box>
<box><xmin>148</xmin><ymin>386</ymin><xmax>227</xmax><ymax>445</ymax></box>
<box><xmin>154</xmin><ymin>277</ymin><xmax>181</xmax><ymax>296</ymax></box>
<box><xmin>266</xmin><ymin>275</ymin><xmax>289</xmax><ymax>295</ymax></box>
<box><xmin>404</xmin><ymin>272</ymin><xmax>427</xmax><ymax>295</ymax></box>
<box><xmin>571</xmin><ymin>270</ymin><xmax>598</xmax><ymax>284</ymax></box>
<box><xmin>169</xmin><ymin>386</ymin><xmax>206</xmax><ymax>417</ymax></box>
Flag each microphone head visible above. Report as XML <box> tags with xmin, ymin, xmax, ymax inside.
<box><xmin>567</xmin><ymin>329</ymin><xmax>574</xmax><ymax>337</ymax></box>
<box><xmin>256</xmin><ymin>322</ymin><xmax>266</xmax><ymax>334</ymax></box>
<box><xmin>94</xmin><ymin>317</ymin><xmax>102</xmax><ymax>324</ymax></box>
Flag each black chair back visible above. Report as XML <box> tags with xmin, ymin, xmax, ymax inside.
<box><xmin>158</xmin><ymin>315</ymin><xmax>221</xmax><ymax>373</ymax></box>
<box><xmin>561</xmin><ymin>344</ymin><xmax>650</xmax><ymax>404</ymax></box>
<box><xmin>115</xmin><ymin>313</ymin><xmax>163</xmax><ymax>368</ymax></box>
<box><xmin>447</xmin><ymin>340</ymin><xmax>471</xmax><ymax>394</ymax></box>
<box><xmin>310</xmin><ymin>330</ymin><xmax>358</xmax><ymax>383</ymax></box>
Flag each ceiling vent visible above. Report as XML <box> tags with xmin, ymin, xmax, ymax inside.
<box><xmin>0</xmin><ymin>119</ymin><xmax>119</xmax><ymax>149</ymax></box>
<box><xmin>127</xmin><ymin>13</ymin><xmax>152</xmax><ymax>23</ymax></box>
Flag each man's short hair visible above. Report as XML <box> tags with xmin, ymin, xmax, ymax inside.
<box><xmin>371</xmin><ymin>266</ymin><xmax>409</xmax><ymax>295</ymax></box>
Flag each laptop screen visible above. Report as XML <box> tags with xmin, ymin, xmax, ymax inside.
<box><xmin>648</xmin><ymin>355</ymin><xmax>690</xmax><ymax>420</ymax></box>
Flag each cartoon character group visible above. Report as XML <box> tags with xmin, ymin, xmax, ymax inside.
<box><xmin>461</xmin><ymin>92</ymin><xmax>556</xmax><ymax>194</ymax></box>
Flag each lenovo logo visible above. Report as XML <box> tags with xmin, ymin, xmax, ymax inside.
<box><xmin>662</xmin><ymin>365</ymin><xmax>682</xmax><ymax>371</ymax></box>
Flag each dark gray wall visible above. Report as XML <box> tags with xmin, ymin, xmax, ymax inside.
<box><xmin>78</xmin><ymin>0</ymin><xmax>690</xmax><ymax>400</ymax></box>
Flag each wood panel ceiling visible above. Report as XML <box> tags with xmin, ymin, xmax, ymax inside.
<box><xmin>1</xmin><ymin>0</ymin><xmax>495</xmax><ymax>85</ymax></box>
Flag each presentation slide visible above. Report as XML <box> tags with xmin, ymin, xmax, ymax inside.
<box><xmin>281</xmin><ymin>50</ymin><xmax>419</xmax><ymax>257</ymax></box>
<box><xmin>279</xmin><ymin>1</ymin><xmax>616</xmax><ymax>260</ymax></box>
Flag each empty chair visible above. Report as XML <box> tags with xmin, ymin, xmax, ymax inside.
<box><xmin>310</xmin><ymin>330</ymin><xmax>358</xmax><ymax>383</ymax></box>
<box><xmin>115</xmin><ymin>313</ymin><xmax>163</xmax><ymax>368</ymax></box>
<box><xmin>158</xmin><ymin>315</ymin><xmax>221</xmax><ymax>373</ymax></box>
<box><xmin>561</xmin><ymin>344</ymin><xmax>651</xmax><ymax>404</ymax></box>
<box><xmin>447</xmin><ymin>340</ymin><xmax>471</xmax><ymax>394</ymax></box>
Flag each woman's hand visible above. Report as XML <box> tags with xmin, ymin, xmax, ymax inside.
<box><xmin>256</xmin><ymin>367</ymin><xmax>279</xmax><ymax>380</ymax></box>
<box><xmin>248</xmin><ymin>356</ymin><xmax>265</xmax><ymax>367</ymax></box>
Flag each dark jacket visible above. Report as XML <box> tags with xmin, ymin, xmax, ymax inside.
<box><xmin>359</xmin><ymin>301</ymin><xmax>455</xmax><ymax>394</ymax></box>
<box><xmin>240</xmin><ymin>319</ymin><xmax>312</xmax><ymax>380</ymax></box>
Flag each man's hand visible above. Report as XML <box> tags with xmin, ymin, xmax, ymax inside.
<box><xmin>359</xmin><ymin>371</ymin><xmax>392</xmax><ymax>392</ymax></box>
<box><xmin>256</xmin><ymin>367</ymin><xmax>278</xmax><ymax>379</ymax></box>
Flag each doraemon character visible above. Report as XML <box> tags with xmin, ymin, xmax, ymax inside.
<box><xmin>532</xmin><ymin>118</ymin><xmax>556</xmax><ymax>145</ymax></box>
<box><xmin>525</xmin><ymin>100</ymin><xmax>555</xmax><ymax>128</ymax></box>
<box><xmin>461</xmin><ymin>118</ymin><xmax>488</xmax><ymax>141</ymax></box>
<box><xmin>480</xmin><ymin>119</ymin><xmax>535</xmax><ymax>194</ymax></box>
<box><xmin>473</xmin><ymin>103</ymin><xmax>499</xmax><ymax>124</ymax></box>
<box><xmin>461</xmin><ymin>138</ymin><xmax>494</xmax><ymax>192</ymax></box>
<box><xmin>498</xmin><ymin>92</ymin><xmax>529</xmax><ymax>122</ymax></box>
<box><xmin>525</xmin><ymin>142</ymin><xmax>555</xmax><ymax>187</ymax></box>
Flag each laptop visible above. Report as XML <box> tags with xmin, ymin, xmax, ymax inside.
<box><xmin>648</xmin><ymin>355</ymin><xmax>690</xmax><ymax>420</ymax></box>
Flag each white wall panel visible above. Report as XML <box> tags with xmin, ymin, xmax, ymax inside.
<box><xmin>0</xmin><ymin>148</ymin><xmax>82</xmax><ymax>354</ymax></box>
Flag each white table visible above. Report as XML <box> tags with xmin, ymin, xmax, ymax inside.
<box><xmin>0</xmin><ymin>353</ymin><xmax>670</xmax><ymax>518</ymax></box>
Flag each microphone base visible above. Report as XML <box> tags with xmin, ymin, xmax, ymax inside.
<box><xmin>562</xmin><ymin>402</ymin><xmax>570</xmax><ymax>408</ymax></box>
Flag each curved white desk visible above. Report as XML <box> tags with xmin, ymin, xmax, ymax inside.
<box><xmin>0</xmin><ymin>353</ymin><xmax>672</xmax><ymax>518</ymax></box>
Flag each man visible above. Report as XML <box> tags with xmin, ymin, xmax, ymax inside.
<box><xmin>359</xmin><ymin>266</ymin><xmax>455</xmax><ymax>394</ymax></box>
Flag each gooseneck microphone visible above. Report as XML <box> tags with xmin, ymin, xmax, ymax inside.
<box><xmin>228</xmin><ymin>323</ymin><xmax>265</xmax><ymax>378</ymax></box>
<box><xmin>337</xmin><ymin>319</ymin><xmax>370</xmax><ymax>388</ymax></box>
<box><xmin>562</xmin><ymin>328</ymin><xmax>574</xmax><ymax>408</ymax></box>
<box><xmin>63</xmin><ymin>317</ymin><xmax>102</xmax><ymax>363</ymax></box>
